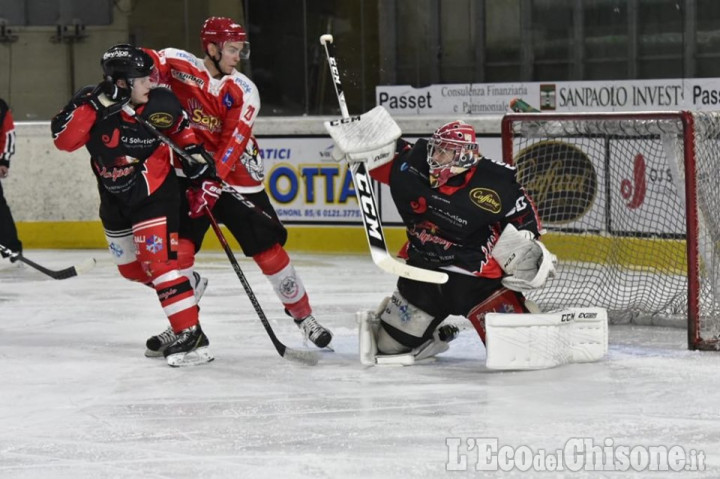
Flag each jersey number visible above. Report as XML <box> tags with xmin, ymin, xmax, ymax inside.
<box><xmin>243</xmin><ymin>105</ymin><xmax>256</xmax><ymax>122</ymax></box>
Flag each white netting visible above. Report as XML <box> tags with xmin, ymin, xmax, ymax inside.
<box><xmin>505</xmin><ymin>112</ymin><xmax>720</xmax><ymax>348</ymax></box>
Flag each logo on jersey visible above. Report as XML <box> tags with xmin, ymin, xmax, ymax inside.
<box><xmin>222</xmin><ymin>92</ymin><xmax>234</xmax><ymax>109</ymax></box>
<box><xmin>410</xmin><ymin>196</ymin><xmax>427</xmax><ymax>214</ymax></box>
<box><xmin>408</xmin><ymin>221</ymin><xmax>455</xmax><ymax>250</ymax></box>
<box><xmin>102</xmin><ymin>128</ymin><xmax>120</xmax><ymax>148</ymax></box>
<box><xmin>240</xmin><ymin>140</ymin><xmax>265</xmax><ymax>181</ymax></box>
<box><xmin>171</xmin><ymin>70</ymin><xmax>205</xmax><ymax>88</ymax></box>
<box><xmin>148</xmin><ymin>112</ymin><xmax>174</xmax><ymax>129</ymax></box>
<box><xmin>469</xmin><ymin>188</ymin><xmax>502</xmax><ymax>213</ymax></box>
<box><xmin>221</xmin><ymin>147</ymin><xmax>234</xmax><ymax>164</ymax></box>
<box><xmin>121</xmin><ymin>136</ymin><xmax>156</xmax><ymax>148</ymax></box>
<box><xmin>233</xmin><ymin>76</ymin><xmax>252</xmax><ymax>94</ymax></box>
<box><xmin>188</xmin><ymin>98</ymin><xmax>222</xmax><ymax>133</ymax></box>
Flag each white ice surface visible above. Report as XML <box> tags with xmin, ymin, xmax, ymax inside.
<box><xmin>1</xmin><ymin>250</ymin><xmax>719</xmax><ymax>478</ymax></box>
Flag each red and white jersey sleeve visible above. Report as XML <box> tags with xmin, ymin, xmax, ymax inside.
<box><xmin>145</xmin><ymin>48</ymin><xmax>263</xmax><ymax>192</ymax></box>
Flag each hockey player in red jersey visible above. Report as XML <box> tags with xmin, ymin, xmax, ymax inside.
<box><xmin>326</xmin><ymin>110</ymin><xmax>556</xmax><ymax>364</ymax></box>
<box><xmin>51</xmin><ymin>44</ymin><xmax>218</xmax><ymax>367</ymax></box>
<box><xmin>142</xmin><ymin>17</ymin><xmax>333</xmax><ymax>353</ymax></box>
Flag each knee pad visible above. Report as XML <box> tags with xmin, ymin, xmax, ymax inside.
<box><xmin>176</xmin><ymin>238</ymin><xmax>196</xmax><ymax>270</ymax></box>
<box><xmin>253</xmin><ymin>243</ymin><xmax>287</xmax><ymax>274</ymax></box>
<box><xmin>117</xmin><ymin>261</ymin><xmax>150</xmax><ymax>283</ymax></box>
<box><xmin>143</xmin><ymin>260</ymin><xmax>181</xmax><ymax>284</ymax></box>
<box><xmin>376</xmin><ymin>290</ymin><xmax>435</xmax><ymax>354</ymax></box>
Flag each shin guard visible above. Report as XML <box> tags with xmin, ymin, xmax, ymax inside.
<box><xmin>253</xmin><ymin>244</ymin><xmax>311</xmax><ymax>319</ymax></box>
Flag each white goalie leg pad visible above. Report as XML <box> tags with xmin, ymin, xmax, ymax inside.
<box><xmin>356</xmin><ymin>297</ymin><xmax>387</xmax><ymax>366</ymax></box>
<box><xmin>357</xmin><ymin>294</ymin><xmax>451</xmax><ymax>366</ymax></box>
<box><xmin>485</xmin><ymin>307</ymin><xmax>608</xmax><ymax>370</ymax></box>
<box><xmin>373</xmin><ymin>338</ymin><xmax>449</xmax><ymax>366</ymax></box>
<box><xmin>568</xmin><ymin>307</ymin><xmax>609</xmax><ymax>363</ymax></box>
<box><xmin>412</xmin><ymin>328</ymin><xmax>452</xmax><ymax>361</ymax></box>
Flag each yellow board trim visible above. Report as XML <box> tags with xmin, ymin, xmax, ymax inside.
<box><xmin>16</xmin><ymin>222</ymin><xmax>688</xmax><ymax>273</ymax></box>
<box><xmin>16</xmin><ymin>221</ymin><xmax>410</xmax><ymax>254</ymax></box>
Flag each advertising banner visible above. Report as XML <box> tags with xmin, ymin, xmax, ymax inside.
<box><xmin>376</xmin><ymin>78</ymin><xmax>720</xmax><ymax>115</ymax></box>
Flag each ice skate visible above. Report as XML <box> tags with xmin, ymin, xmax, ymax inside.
<box><xmin>144</xmin><ymin>272</ymin><xmax>207</xmax><ymax>357</ymax></box>
<box><xmin>164</xmin><ymin>324</ymin><xmax>213</xmax><ymax>367</ymax></box>
<box><xmin>295</xmin><ymin>314</ymin><xmax>333</xmax><ymax>349</ymax></box>
<box><xmin>144</xmin><ymin>326</ymin><xmax>176</xmax><ymax>358</ymax></box>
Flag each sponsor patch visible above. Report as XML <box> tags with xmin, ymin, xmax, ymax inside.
<box><xmin>148</xmin><ymin>112</ymin><xmax>174</xmax><ymax>128</ymax></box>
<box><xmin>145</xmin><ymin>235</ymin><xmax>164</xmax><ymax>254</ymax></box>
<box><xmin>469</xmin><ymin>188</ymin><xmax>502</xmax><ymax>213</ymax></box>
<box><xmin>223</xmin><ymin>92</ymin><xmax>234</xmax><ymax>109</ymax></box>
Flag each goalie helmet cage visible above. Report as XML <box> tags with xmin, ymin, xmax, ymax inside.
<box><xmin>501</xmin><ymin>111</ymin><xmax>720</xmax><ymax>351</ymax></box>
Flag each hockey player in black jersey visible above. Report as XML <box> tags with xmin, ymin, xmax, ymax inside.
<box><xmin>51</xmin><ymin>44</ymin><xmax>217</xmax><ymax>367</ymax></box>
<box><xmin>326</xmin><ymin>107</ymin><xmax>557</xmax><ymax>365</ymax></box>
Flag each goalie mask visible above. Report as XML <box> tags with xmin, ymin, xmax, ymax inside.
<box><xmin>426</xmin><ymin>120</ymin><xmax>479</xmax><ymax>188</ymax></box>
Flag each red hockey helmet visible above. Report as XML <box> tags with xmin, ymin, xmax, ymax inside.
<box><xmin>200</xmin><ymin>17</ymin><xmax>250</xmax><ymax>59</ymax></box>
<box><xmin>426</xmin><ymin>120</ymin><xmax>479</xmax><ymax>187</ymax></box>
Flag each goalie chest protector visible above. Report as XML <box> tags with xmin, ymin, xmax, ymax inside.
<box><xmin>388</xmin><ymin>139</ymin><xmax>540</xmax><ymax>274</ymax></box>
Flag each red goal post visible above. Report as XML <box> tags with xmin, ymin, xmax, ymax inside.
<box><xmin>501</xmin><ymin>111</ymin><xmax>720</xmax><ymax>350</ymax></box>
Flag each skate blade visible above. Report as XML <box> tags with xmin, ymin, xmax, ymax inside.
<box><xmin>166</xmin><ymin>347</ymin><xmax>214</xmax><ymax>367</ymax></box>
<box><xmin>144</xmin><ymin>348</ymin><xmax>165</xmax><ymax>358</ymax></box>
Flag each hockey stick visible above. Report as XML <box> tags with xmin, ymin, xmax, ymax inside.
<box><xmin>0</xmin><ymin>243</ymin><xmax>96</xmax><ymax>280</ymax></box>
<box><xmin>204</xmin><ymin>206</ymin><xmax>319</xmax><ymax>366</ymax></box>
<box><xmin>121</xmin><ymin>104</ymin><xmax>282</xmax><ymax>229</ymax></box>
<box><xmin>319</xmin><ymin>34</ymin><xmax>448</xmax><ymax>284</ymax></box>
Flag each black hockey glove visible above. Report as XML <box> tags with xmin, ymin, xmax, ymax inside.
<box><xmin>181</xmin><ymin>144</ymin><xmax>217</xmax><ymax>181</ymax></box>
<box><xmin>88</xmin><ymin>80</ymin><xmax>130</xmax><ymax>119</ymax></box>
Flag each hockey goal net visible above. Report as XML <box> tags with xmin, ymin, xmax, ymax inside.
<box><xmin>501</xmin><ymin>111</ymin><xmax>720</xmax><ymax>350</ymax></box>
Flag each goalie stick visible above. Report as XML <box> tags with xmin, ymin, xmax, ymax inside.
<box><xmin>204</xmin><ymin>206</ymin><xmax>319</xmax><ymax>366</ymax></box>
<box><xmin>319</xmin><ymin>34</ymin><xmax>448</xmax><ymax>284</ymax></box>
<box><xmin>0</xmin><ymin>243</ymin><xmax>96</xmax><ymax>280</ymax></box>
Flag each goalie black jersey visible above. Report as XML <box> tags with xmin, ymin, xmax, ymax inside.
<box><xmin>387</xmin><ymin>138</ymin><xmax>541</xmax><ymax>277</ymax></box>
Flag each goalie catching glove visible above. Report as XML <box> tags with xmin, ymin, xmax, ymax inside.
<box><xmin>492</xmin><ymin>224</ymin><xmax>557</xmax><ymax>292</ymax></box>
<box><xmin>324</xmin><ymin>105</ymin><xmax>402</xmax><ymax>169</ymax></box>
